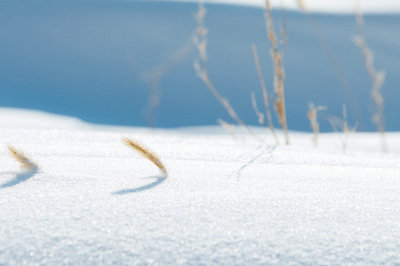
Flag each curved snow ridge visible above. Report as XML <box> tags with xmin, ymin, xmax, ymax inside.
<box><xmin>0</xmin><ymin>108</ymin><xmax>87</xmax><ymax>130</ymax></box>
<box><xmin>1</xmin><ymin>107</ymin><xmax>399</xmax><ymax>172</ymax></box>
<box><xmin>3</xmin><ymin>132</ymin><xmax>398</xmax><ymax>172</ymax></box>
<box><xmin>160</xmin><ymin>0</ymin><xmax>400</xmax><ymax>14</ymax></box>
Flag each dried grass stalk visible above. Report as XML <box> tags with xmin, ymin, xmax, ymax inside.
<box><xmin>296</xmin><ymin>0</ymin><xmax>307</xmax><ymax>12</ymax></box>
<box><xmin>327</xmin><ymin>105</ymin><xmax>356</xmax><ymax>153</ymax></box>
<box><xmin>251</xmin><ymin>44</ymin><xmax>279</xmax><ymax>144</ymax></box>
<box><xmin>264</xmin><ymin>0</ymin><xmax>289</xmax><ymax>144</ymax></box>
<box><xmin>123</xmin><ymin>138</ymin><xmax>167</xmax><ymax>174</ymax></box>
<box><xmin>251</xmin><ymin>91</ymin><xmax>265</xmax><ymax>126</ymax></box>
<box><xmin>144</xmin><ymin>39</ymin><xmax>192</xmax><ymax>127</ymax></box>
<box><xmin>307</xmin><ymin>103</ymin><xmax>326</xmax><ymax>147</ymax></box>
<box><xmin>297</xmin><ymin>0</ymin><xmax>363</xmax><ymax>128</ymax></box>
<box><xmin>217</xmin><ymin>118</ymin><xmax>236</xmax><ymax>138</ymax></box>
<box><xmin>193</xmin><ymin>2</ymin><xmax>252</xmax><ymax>136</ymax></box>
<box><xmin>8</xmin><ymin>146</ymin><xmax>37</xmax><ymax>169</ymax></box>
<box><xmin>340</xmin><ymin>105</ymin><xmax>357</xmax><ymax>153</ymax></box>
<box><xmin>353</xmin><ymin>2</ymin><xmax>388</xmax><ymax>153</ymax></box>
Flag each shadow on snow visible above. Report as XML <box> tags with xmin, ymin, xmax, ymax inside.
<box><xmin>113</xmin><ymin>174</ymin><xmax>167</xmax><ymax>195</ymax></box>
<box><xmin>1</xmin><ymin>167</ymin><xmax>38</xmax><ymax>188</ymax></box>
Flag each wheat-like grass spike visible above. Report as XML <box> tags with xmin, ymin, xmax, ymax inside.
<box><xmin>8</xmin><ymin>146</ymin><xmax>37</xmax><ymax>169</ymax></box>
<box><xmin>123</xmin><ymin>138</ymin><xmax>167</xmax><ymax>175</ymax></box>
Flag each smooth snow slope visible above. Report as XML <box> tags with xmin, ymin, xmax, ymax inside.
<box><xmin>1</xmin><ymin>108</ymin><xmax>400</xmax><ymax>264</ymax></box>
<box><xmin>1</xmin><ymin>1</ymin><xmax>400</xmax><ymax>131</ymax></box>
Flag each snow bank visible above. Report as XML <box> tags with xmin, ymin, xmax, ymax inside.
<box><xmin>164</xmin><ymin>0</ymin><xmax>400</xmax><ymax>13</ymax></box>
<box><xmin>1</xmin><ymin>108</ymin><xmax>400</xmax><ymax>264</ymax></box>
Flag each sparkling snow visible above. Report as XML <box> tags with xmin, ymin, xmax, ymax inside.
<box><xmin>1</xmin><ymin>108</ymin><xmax>400</xmax><ymax>264</ymax></box>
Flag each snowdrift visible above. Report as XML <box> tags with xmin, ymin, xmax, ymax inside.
<box><xmin>1</xmin><ymin>108</ymin><xmax>400</xmax><ymax>264</ymax></box>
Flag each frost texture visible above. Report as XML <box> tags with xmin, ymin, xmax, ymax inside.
<box><xmin>1</xmin><ymin>109</ymin><xmax>400</xmax><ymax>264</ymax></box>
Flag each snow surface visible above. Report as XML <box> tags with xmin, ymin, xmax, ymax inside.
<box><xmin>163</xmin><ymin>0</ymin><xmax>400</xmax><ymax>14</ymax></box>
<box><xmin>1</xmin><ymin>108</ymin><xmax>400</xmax><ymax>264</ymax></box>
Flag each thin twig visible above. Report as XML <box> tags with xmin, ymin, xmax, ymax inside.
<box><xmin>144</xmin><ymin>39</ymin><xmax>193</xmax><ymax>127</ymax></box>
<box><xmin>251</xmin><ymin>91</ymin><xmax>265</xmax><ymax>126</ymax></box>
<box><xmin>264</xmin><ymin>0</ymin><xmax>289</xmax><ymax>144</ymax></box>
<box><xmin>307</xmin><ymin>103</ymin><xmax>326</xmax><ymax>147</ymax></box>
<box><xmin>353</xmin><ymin>0</ymin><xmax>387</xmax><ymax>153</ymax></box>
<box><xmin>193</xmin><ymin>2</ymin><xmax>254</xmax><ymax>137</ymax></box>
<box><xmin>327</xmin><ymin>105</ymin><xmax>357</xmax><ymax>153</ymax></box>
<box><xmin>251</xmin><ymin>44</ymin><xmax>279</xmax><ymax>144</ymax></box>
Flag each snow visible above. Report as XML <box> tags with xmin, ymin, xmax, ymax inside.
<box><xmin>1</xmin><ymin>108</ymin><xmax>400</xmax><ymax>264</ymax></box>
<box><xmin>1</xmin><ymin>0</ymin><xmax>399</xmax><ymax>264</ymax></box>
<box><xmin>163</xmin><ymin>0</ymin><xmax>400</xmax><ymax>14</ymax></box>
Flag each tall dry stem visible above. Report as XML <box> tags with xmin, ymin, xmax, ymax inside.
<box><xmin>251</xmin><ymin>91</ymin><xmax>265</xmax><ymax>126</ymax></box>
<box><xmin>341</xmin><ymin>105</ymin><xmax>350</xmax><ymax>152</ymax></box>
<box><xmin>251</xmin><ymin>44</ymin><xmax>279</xmax><ymax>144</ymax></box>
<box><xmin>353</xmin><ymin>1</ymin><xmax>388</xmax><ymax>153</ymax></box>
<box><xmin>307</xmin><ymin>103</ymin><xmax>326</xmax><ymax>147</ymax></box>
<box><xmin>144</xmin><ymin>39</ymin><xmax>192</xmax><ymax>127</ymax></box>
<box><xmin>327</xmin><ymin>105</ymin><xmax>356</xmax><ymax>153</ymax></box>
<box><xmin>340</xmin><ymin>105</ymin><xmax>357</xmax><ymax>153</ymax></box>
<box><xmin>193</xmin><ymin>2</ymin><xmax>253</xmax><ymax>136</ymax></box>
<box><xmin>297</xmin><ymin>0</ymin><xmax>364</xmax><ymax>129</ymax></box>
<box><xmin>264</xmin><ymin>0</ymin><xmax>289</xmax><ymax>144</ymax></box>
